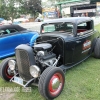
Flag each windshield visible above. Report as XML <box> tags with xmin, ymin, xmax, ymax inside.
<box><xmin>41</xmin><ymin>22</ymin><xmax>73</xmax><ymax>34</ymax></box>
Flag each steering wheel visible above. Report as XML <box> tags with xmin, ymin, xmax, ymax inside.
<box><xmin>0</xmin><ymin>32</ymin><xmax>3</xmax><ymax>36</ymax></box>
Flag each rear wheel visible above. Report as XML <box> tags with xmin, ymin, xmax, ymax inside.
<box><xmin>38</xmin><ymin>67</ymin><xmax>65</xmax><ymax>100</ymax></box>
<box><xmin>94</xmin><ymin>38</ymin><xmax>100</xmax><ymax>58</ymax></box>
<box><xmin>0</xmin><ymin>58</ymin><xmax>15</xmax><ymax>81</ymax></box>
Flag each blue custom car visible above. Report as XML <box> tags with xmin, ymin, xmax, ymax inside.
<box><xmin>0</xmin><ymin>24</ymin><xmax>39</xmax><ymax>59</ymax></box>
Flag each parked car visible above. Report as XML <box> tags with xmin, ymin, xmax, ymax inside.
<box><xmin>0</xmin><ymin>24</ymin><xmax>39</xmax><ymax>59</ymax></box>
<box><xmin>0</xmin><ymin>17</ymin><xmax>100</xmax><ymax>100</ymax></box>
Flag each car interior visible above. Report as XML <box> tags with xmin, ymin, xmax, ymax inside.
<box><xmin>0</xmin><ymin>29</ymin><xmax>18</xmax><ymax>36</ymax></box>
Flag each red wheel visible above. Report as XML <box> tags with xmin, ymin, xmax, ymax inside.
<box><xmin>38</xmin><ymin>67</ymin><xmax>65</xmax><ymax>100</ymax></box>
<box><xmin>5</xmin><ymin>65</ymin><xmax>13</xmax><ymax>79</ymax></box>
<box><xmin>49</xmin><ymin>73</ymin><xmax>64</xmax><ymax>96</ymax></box>
<box><xmin>0</xmin><ymin>58</ymin><xmax>15</xmax><ymax>81</ymax></box>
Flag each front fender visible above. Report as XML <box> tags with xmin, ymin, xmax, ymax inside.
<box><xmin>29</xmin><ymin>33</ymin><xmax>39</xmax><ymax>46</ymax></box>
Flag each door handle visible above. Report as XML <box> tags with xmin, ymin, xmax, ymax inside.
<box><xmin>76</xmin><ymin>41</ymin><xmax>81</xmax><ymax>43</ymax></box>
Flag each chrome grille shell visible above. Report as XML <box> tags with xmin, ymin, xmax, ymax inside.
<box><xmin>15</xmin><ymin>44</ymin><xmax>35</xmax><ymax>81</ymax></box>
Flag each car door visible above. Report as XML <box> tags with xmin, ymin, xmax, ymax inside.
<box><xmin>0</xmin><ymin>28</ymin><xmax>24</xmax><ymax>58</ymax></box>
<box><xmin>73</xmin><ymin>21</ymin><xmax>94</xmax><ymax>63</ymax></box>
<box><xmin>73</xmin><ymin>34</ymin><xmax>92</xmax><ymax>63</ymax></box>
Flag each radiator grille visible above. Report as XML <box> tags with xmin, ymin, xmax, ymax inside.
<box><xmin>16</xmin><ymin>49</ymin><xmax>32</xmax><ymax>81</ymax></box>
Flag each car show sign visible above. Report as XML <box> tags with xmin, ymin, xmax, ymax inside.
<box><xmin>42</xmin><ymin>7</ymin><xmax>56</xmax><ymax>18</ymax></box>
<box><xmin>82</xmin><ymin>40</ymin><xmax>91</xmax><ymax>53</ymax></box>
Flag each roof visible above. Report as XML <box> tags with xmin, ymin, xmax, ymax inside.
<box><xmin>0</xmin><ymin>24</ymin><xmax>26</xmax><ymax>31</ymax></box>
<box><xmin>43</xmin><ymin>17</ymin><xmax>93</xmax><ymax>25</ymax></box>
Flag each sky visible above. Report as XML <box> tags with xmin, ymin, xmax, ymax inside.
<box><xmin>42</xmin><ymin>0</ymin><xmax>47</xmax><ymax>2</ymax></box>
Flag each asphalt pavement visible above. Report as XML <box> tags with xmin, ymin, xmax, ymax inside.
<box><xmin>19</xmin><ymin>17</ymin><xmax>100</xmax><ymax>32</ymax></box>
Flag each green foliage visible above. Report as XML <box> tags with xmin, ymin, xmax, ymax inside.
<box><xmin>23</xmin><ymin>0</ymin><xmax>42</xmax><ymax>18</ymax></box>
<box><xmin>0</xmin><ymin>0</ymin><xmax>42</xmax><ymax>22</ymax></box>
<box><xmin>0</xmin><ymin>0</ymin><xmax>24</xmax><ymax>22</ymax></box>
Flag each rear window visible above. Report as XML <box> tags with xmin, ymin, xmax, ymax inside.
<box><xmin>77</xmin><ymin>21</ymin><xmax>93</xmax><ymax>34</ymax></box>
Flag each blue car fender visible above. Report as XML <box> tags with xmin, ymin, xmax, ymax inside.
<box><xmin>29</xmin><ymin>33</ymin><xmax>39</xmax><ymax>46</ymax></box>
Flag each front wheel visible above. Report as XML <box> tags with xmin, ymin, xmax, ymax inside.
<box><xmin>38</xmin><ymin>67</ymin><xmax>65</xmax><ymax>100</ymax></box>
<box><xmin>0</xmin><ymin>57</ymin><xmax>15</xmax><ymax>81</ymax></box>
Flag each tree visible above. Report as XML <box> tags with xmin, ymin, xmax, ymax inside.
<box><xmin>23</xmin><ymin>0</ymin><xmax>42</xmax><ymax>18</ymax></box>
<box><xmin>0</xmin><ymin>0</ymin><xmax>25</xmax><ymax>22</ymax></box>
<box><xmin>0</xmin><ymin>0</ymin><xmax>42</xmax><ymax>22</ymax></box>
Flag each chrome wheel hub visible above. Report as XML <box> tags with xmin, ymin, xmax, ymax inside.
<box><xmin>7</xmin><ymin>67</ymin><xmax>14</xmax><ymax>75</ymax></box>
<box><xmin>52</xmin><ymin>77</ymin><xmax>60</xmax><ymax>90</ymax></box>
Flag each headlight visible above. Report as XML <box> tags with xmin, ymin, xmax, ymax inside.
<box><xmin>30</xmin><ymin>65</ymin><xmax>40</xmax><ymax>78</ymax></box>
<box><xmin>8</xmin><ymin>60</ymin><xmax>16</xmax><ymax>70</ymax></box>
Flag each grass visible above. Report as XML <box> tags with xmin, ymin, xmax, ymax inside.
<box><xmin>0</xmin><ymin>24</ymin><xmax>100</xmax><ymax>100</ymax></box>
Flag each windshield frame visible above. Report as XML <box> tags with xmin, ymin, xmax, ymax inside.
<box><xmin>41</xmin><ymin>22</ymin><xmax>74</xmax><ymax>35</ymax></box>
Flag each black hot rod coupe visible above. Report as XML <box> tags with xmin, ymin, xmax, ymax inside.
<box><xmin>0</xmin><ymin>17</ymin><xmax>100</xmax><ymax>100</ymax></box>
